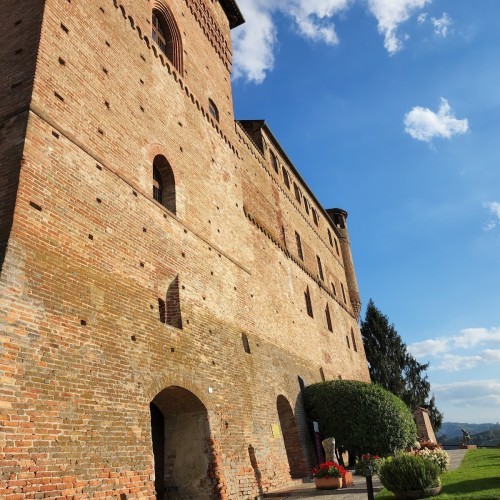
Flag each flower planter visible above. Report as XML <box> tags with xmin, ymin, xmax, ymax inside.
<box><xmin>314</xmin><ymin>477</ymin><xmax>343</xmax><ymax>490</ymax></box>
<box><xmin>342</xmin><ymin>471</ymin><xmax>353</xmax><ymax>488</ymax></box>
<box><xmin>393</xmin><ymin>486</ymin><xmax>442</xmax><ymax>499</ymax></box>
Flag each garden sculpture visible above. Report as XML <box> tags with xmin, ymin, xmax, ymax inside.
<box><xmin>321</xmin><ymin>437</ymin><xmax>339</xmax><ymax>464</ymax></box>
<box><xmin>461</xmin><ymin>428</ymin><xmax>471</xmax><ymax>445</ymax></box>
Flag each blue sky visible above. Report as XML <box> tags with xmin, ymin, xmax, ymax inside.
<box><xmin>230</xmin><ymin>0</ymin><xmax>500</xmax><ymax>424</ymax></box>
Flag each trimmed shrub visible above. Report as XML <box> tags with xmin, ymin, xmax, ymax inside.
<box><xmin>379</xmin><ymin>454</ymin><xmax>441</xmax><ymax>492</ymax></box>
<box><xmin>304</xmin><ymin>380</ymin><xmax>417</xmax><ymax>457</ymax></box>
<box><xmin>354</xmin><ymin>454</ymin><xmax>386</xmax><ymax>476</ymax></box>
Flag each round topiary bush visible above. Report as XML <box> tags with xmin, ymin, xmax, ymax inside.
<box><xmin>379</xmin><ymin>454</ymin><xmax>441</xmax><ymax>493</ymax></box>
<box><xmin>304</xmin><ymin>380</ymin><xmax>417</xmax><ymax>457</ymax></box>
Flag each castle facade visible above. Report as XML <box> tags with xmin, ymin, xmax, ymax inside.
<box><xmin>0</xmin><ymin>0</ymin><xmax>369</xmax><ymax>497</ymax></box>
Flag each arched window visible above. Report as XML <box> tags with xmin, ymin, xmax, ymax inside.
<box><xmin>270</xmin><ymin>151</ymin><xmax>279</xmax><ymax>173</ymax></box>
<box><xmin>151</xmin><ymin>5</ymin><xmax>183</xmax><ymax>73</ymax></box>
<box><xmin>303</xmin><ymin>198</ymin><xmax>310</xmax><ymax>215</ymax></box>
<box><xmin>325</xmin><ymin>304</ymin><xmax>332</xmax><ymax>332</ymax></box>
<box><xmin>351</xmin><ymin>328</ymin><xmax>358</xmax><ymax>352</ymax></box>
<box><xmin>312</xmin><ymin>208</ymin><xmax>319</xmax><ymax>226</ymax></box>
<box><xmin>152</xmin><ymin>12</ymin><xmax>169</xmax><ymax>55</ymax></box>
<box><xmin>304</xmin><ymin>287</ymin><xmax>313</xmax><ymax>318</ymax></box>
<box><xmin>153</xmin><ymin>155</ymin><xmax>176</xmax><ymax>214</ymax></box>
<box><xmin>282</xmin><ymin>167</ymin><xmax>290</xmax><ymax>189</ymax></box>
<box><xmin>208</xmin><ymin>99</ymin><xmax>219</xmax><ymax>122</ymax></box>
<box><xmin>295</xmin><ymin>231</ymin><xmax>303</xmax><ymax>261</ymax></box>
<box><xmin>158</xmin><ymin>276</ymin><xmax>182</xmax><ymax>329</ymax></box>
<box><xmin>153</xmin><ymin>164</ymin><xmax>163</xmax><ymax>204</ymax></box>
<box><xmin>293</xmin><ymin>182</ymin><xmax>301</xmax><ymax>204</ymax></box>
<box><xmin>340</xmin><ymin>283</ymin><xmax>347</xmax><ymax>304</ymax></box>
<box><xmin>327</xmin><ymin>228</ymin><xmax>333</xmax><ymax>247</ymax></box>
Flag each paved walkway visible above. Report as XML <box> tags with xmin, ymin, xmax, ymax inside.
<box><xmin>263</xmin><ymin>473</ymin><xmax>382</xmax><ymax>499</ymax></box>
<box><xmin>447</xmin><ymin>448</ymin><xmax>467</xmax><ymax>471</ymax></box>
<box><xmin>263</xmin><ymin>450</ymin><xmax>467</xmax><ymax>499</ymax></box>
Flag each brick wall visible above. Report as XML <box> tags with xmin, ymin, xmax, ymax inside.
<box><xmin>0</xmin><ymin>0</ymin><xmax>370</xmax><ymax>497</ymax></box>
<box><xmin>0</xmin><ymin>0</ymin><xmax>45</xmax><ymax>274</ymax></box>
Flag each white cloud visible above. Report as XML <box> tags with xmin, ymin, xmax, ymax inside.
<box><xmin>404</xmin><ymin>98</ymin><xmax>469</xmax><ymax>142</ymax></box>
<box><xmin>486</xmin><ymin>202</ymin><xmax>500</xmax><ymax>219</ymax></box>
<box><xmin>433</xmin><ymin>380</ymin><xmax>500</xmax><ymax>407</ymax></box>
<box><xmin>232</xmin><ymin>0</ymin><xmax>277</xmax><ymax>84</ymax></box>
<box><xmin>432</xmin><ymin>350</ymin><xmax>500</xmax><ymax>372</ymax></box>
<box><xmin>409</xmin><ymin>338</ymin><xmax>450</xmax><ymax>357</ymax></box>
<box><xmin>232</xmin><ymin>0</ymin><xmax>350</xmax><ymax>83</ymax></box>
<box><xmin>232</xmin><ymin>0</ymin><xmax>432</xmax><ymax>83</ymax></box>
<box><xmin>484</xmin><ymin>220</ymin><xmax>497</xmax><ymax>231</ymax></box>
<box><xmin>483</xmin><ymin>202</ymin><xmax>500</xmax><ymax>231</ymax></box>
<box><xmin>453</xmin><ymin>327</ymin><xmax>500</xmax><ymax>349</ymax></box>
<box><xmin>417</xmin><ymin>12</ymin><xmax>427</xmax><ymax>24</ymax></box>
<box><xmin>481</xmin><ymin>349</ymin><xmax>500</xmax><ymax>362</ymax></box>
<box><xmin>431</xmin><ymin>12</ymin><xmax>452</xmax><ymax>37</ymax></box>
<box><xmin>409</xmin><ymin>327</ymin><xmax>500</xmax><ymax>370</ymax></box>
<box><xmin>366</xmin><ymin>0</ymin><xmax>431</xmax><ymax>55</ymax></box>
<box><xmin>434</xmin><ymin>354</ymin><xmax>482</xmax><ymax>372</ymax></box>
<box><xmin>411</xmin><ymin>338</ymin><xmax>500</xmax><ymax>372</ymax></box>
<box><xmin>287</xmin><ymin>0</ymin><xmax>351</xmax><ymax>44</ymax></box>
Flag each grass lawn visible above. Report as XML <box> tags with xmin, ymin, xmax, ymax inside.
<box><xmin>376</xmin><ymin>449</ymin><xmax>500</xmax><ymax>499</ymax></box>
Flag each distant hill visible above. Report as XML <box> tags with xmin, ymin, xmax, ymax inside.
<box><xmin>437</xmin><ymin>422</ymin><xmax>500</xmax><ymax>446</ymax></box>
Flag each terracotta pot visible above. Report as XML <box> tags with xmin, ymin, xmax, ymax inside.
<box><xmin>393</xmin><ymin>485</ymin><xmax>442</xmax><ymax>498</ymax></box>
<box><xmin>342</xmin><ymin>471</ymin><xmax>353</xmax><ymax>488</ymax></box>
<box><xmin>314</xmin><ymin>477</ymin><xmax>343</xmax><ymax>490</ymax></box>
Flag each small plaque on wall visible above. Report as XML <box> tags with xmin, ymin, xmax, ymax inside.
<box><xmin>271</xmin><ymin>424</ymin><xmax>281</xmax><ymax>439</ymax></box>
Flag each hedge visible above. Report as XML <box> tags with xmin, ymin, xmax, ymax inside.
<box><xmin>304</xmin><ymin>380</ymin><xmax>417</xmax><ymax>457</ymax></box>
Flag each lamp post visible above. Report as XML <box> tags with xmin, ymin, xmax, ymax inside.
<box><xmin>365</xmin><ymin>465</ymin><xmax>374</xmax><ymax>500</ymax></box>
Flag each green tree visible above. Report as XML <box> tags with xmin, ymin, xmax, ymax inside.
<box><xmin>360</xmin><ymin>299</ymin><xmax>443</xmax><ymax>432</ymax></box>
<box><xmin>304</xmin><ymin>380</ymin><xmax>417</xmax><ymax>457</ymax></box>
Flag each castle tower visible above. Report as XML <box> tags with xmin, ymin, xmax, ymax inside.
<box><xmin>0</xmin><ymin>0</ymin><xmax>369</xmax><ymax>497</ymax></box>
<box><xmin>327</xmin><ymin>208</ymin><xmax>362</xmax><ymax>319</ymax></box>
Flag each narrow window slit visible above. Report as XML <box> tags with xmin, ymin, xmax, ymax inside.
<box><xmin>29</xmin><ymin>201</ymin><xmax>42</xmax><ymax>212</ymax></box>
<box><xmin>242</xmin><ymin>333</ymin><xmax>251</xmax><ymax>354</ymax></box>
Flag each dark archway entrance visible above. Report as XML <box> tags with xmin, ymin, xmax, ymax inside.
<box><xmin>277</xmin><ymin>395</ymin><xmax>308</xmax><ymax>479</ymax></box>
<box><xmin>150</xmin><ymin>386</ymin><xmax>212</xmax><ymax>499</ymax></box>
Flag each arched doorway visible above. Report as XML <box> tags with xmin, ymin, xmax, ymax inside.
<box><xmin>150</xmin><ymin>386</ymin><xmax>212</xmax><ymax>498</ymax></box>
<box><xmin>276</xmin><ymin>395</ymin><xmax>307</xmax><ymax>479</ymax></box>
